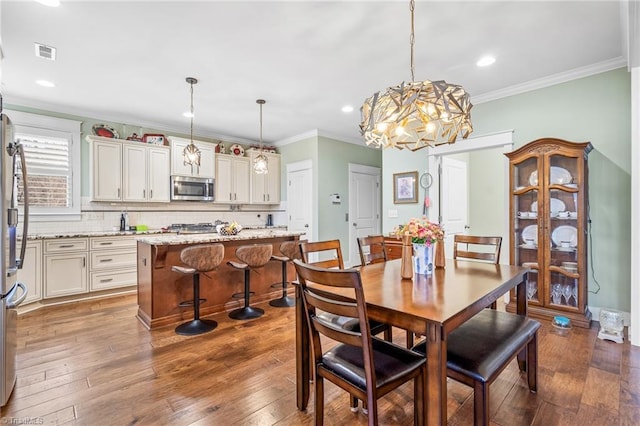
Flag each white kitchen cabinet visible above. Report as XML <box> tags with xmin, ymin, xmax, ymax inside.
<box><xmin>215</xmin><ymin>154</ymin><xmax>250</xmax><ymax>203</ymax></box>
<box><xmin>44</xmin><ymin>238</ymin><xmax>88</xmax><ymax>298</ymax></box>
<box><xmin>170</xmin><ymin>137</ymin><xmax>216</xmax><ymax>178</ymax></box>
<box><xmin>123</xmin><ymin>144</ymin><xmax>170</xmax><ymax>202</ymax></box>
<box><xmin>89</xmin><ymin>236</ymin><xmax>137</xmax><ymax>291</ymax></box>
<box><xmin>90</xmin><ymin>138</ymin><xmax>122</xmax><ymax>201</ymax></box>
<box><xmin>249</xmin><ymin>151</ymin><xmax>281</xmax><ymax>204</ymax></box>
<box><xmin>88</xmin><ymin>135</ymin><xmax>170</xmax><ymax>203</ymax></box>
<box><xmin>17</xmin><ymin>240</ymin><xmax>42</xmax><ymax>305</ymax></box>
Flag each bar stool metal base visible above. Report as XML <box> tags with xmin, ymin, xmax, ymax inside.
<box><xmin>175</xmin><ymin>318</ymin><xmax>218</xmax><ymax>336</ymax></box>
<box><xmin>269</xmin><ymin>295</ymin><xmax>295</xmax><ymax>307</ymax></box>
<box><xmin>229</xmin><ymin>306</ymin><xmax>264</xmax><ymax>320</ymax></box>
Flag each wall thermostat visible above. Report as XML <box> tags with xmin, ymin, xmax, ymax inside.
<box><xmin>330</xmin><ymin>193</ymin><xmax>341</xmax><ymax>204</ymax></box>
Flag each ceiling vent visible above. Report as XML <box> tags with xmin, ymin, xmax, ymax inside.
<box><xmin>34</xmin><ymin>42</ymin><xmax>56</xmax><ymax>61</ymax></box>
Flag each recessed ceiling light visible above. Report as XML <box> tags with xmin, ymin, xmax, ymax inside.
<box><xmin>182</xmin><ymin>111</ymin><xmax>194</xmax><ymax>118</ymax></box>
<box><xmin>35</xmin><ymin>80</ymin><xmax>55</xmax><ymax>88</ymax></box>
<box><xmin>35</xmin><ymin>0</ymin><xmax>61</xmax><ymax>7</ymax></box>
<box><xmin>476</xmin><ymin>56</ymin><xmax>496</xmax><ymax>67</ymax></box>
<box><xmin>341</xmin><ymin>105</ymin><xmax>354</xmax><ymax>113</ymax></box>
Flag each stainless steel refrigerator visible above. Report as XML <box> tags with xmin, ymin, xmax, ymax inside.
<box><xmin>0</xmin><ymin>101</ymin><xmax>30</xmax><ymax>407</ymax></box>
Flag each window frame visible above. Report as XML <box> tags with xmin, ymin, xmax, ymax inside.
<box><xmin>8</xmin><ymin>110</ymin><xmax>82</xmax><ymax>221</ymax></box>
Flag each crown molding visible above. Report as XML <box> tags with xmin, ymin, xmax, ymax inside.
<box><xmin>472</xmin><ymin>57</ymin><xmax>628</xmax><ymax>104</ymax></box>
<box><xmin>275</xmin><ymin>128</ymin><xmax>372</xmax><ymax>148</ymax></box>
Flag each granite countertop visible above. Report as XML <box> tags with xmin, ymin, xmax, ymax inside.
<box><xmin>137</xmin><ymin>228</ymin><xmax>305</xmax><ymax>246</ymax></box>
<box><xmin>21</xmin><ymin>226</ymin><xmax>291</xmax><ymax>241</ymax></box>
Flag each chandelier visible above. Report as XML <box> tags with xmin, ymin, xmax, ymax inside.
<box><xmin>253</xmin><ymin>99</ymin><xmax>268</xmax><ymax>174</ymax></box>
<box><xmin>360</xmin><ymin>0</ymin><xmax>473</xmax><ymax>151</ymax></box>
<box><xmin>183</xmin><ymin>77</ymin><xmax>201</xmax><ymax>169</ymax></box>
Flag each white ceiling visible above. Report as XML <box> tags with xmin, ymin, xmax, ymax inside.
<box><xmin>0</xmin><ymin>1</ymin><xmax>628</xmax><ymax>145</ymax></box>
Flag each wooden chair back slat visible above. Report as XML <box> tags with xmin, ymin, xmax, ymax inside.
<box><xmin>299</xmin><ymin>239</ymin><xmax>344</xmax><ymax>269</ymax></box>
<box><xmin>357</xmin><ymin>235</ymin><xmax>387</xmax><ymax>266</ymax></box>
<box><xmin>453</xmin><ymin>235</ymin><xmax>502</xmax><ymax>265</ymax></box>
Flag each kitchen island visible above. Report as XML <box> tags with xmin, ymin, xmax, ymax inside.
<box><xmin>136</xmin><ymin>229</ymin><xmax>304</xmax><ymax>329</ymax></box>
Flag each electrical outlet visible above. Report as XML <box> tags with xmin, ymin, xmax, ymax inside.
<box><xmin>86</xmin><ymin>211</ymin><xmax>103</xmax><ymax>220</ymax></box>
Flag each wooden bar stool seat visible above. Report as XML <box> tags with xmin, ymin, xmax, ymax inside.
<box><xmin>172</xmin><ymin>243</ymin><xmax>225</xmax><ymax>336</ymax></box>
<box><xmin>228</xmin><ymin>243</ymin><xmax>273</xmax><ymax>320</ymax></box>
<box><xmin>269</xmin><ymin>240</ymin><xmax>299</xmax><ymax>308</ymax></box>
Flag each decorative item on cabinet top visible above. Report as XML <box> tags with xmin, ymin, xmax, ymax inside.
<box><xmin>229</xmin><ymin>144</ymin><xmax>245</xmax><ymax>156</ymax></box>
<box><xmin>142</xmin><ymin>134</ymin><xmax>167</xmax><ymax>146</ymax></box>
<box><xmin>248</xmin><ymin>145</ymin><xmax>277</xmax><ymax>154</ymax></box>
<box><xmin>92</xmin><ymin>124</ymin><xmax>119</xmax><ymax>139</ymax></box>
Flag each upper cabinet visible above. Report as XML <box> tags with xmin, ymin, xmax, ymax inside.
<box><xmin>505</xmin><ymin>138</ymin><xmax>592</xmax><ymax>328</ymax></box>
<box><xmin>88</xmin><ymin>135</ymin><xmax>170</xmax><ymax>203</ymax></box>
<box><xmin>215</xmin><ymin>154</ymin><xmax>250</xmax><ymax>204</ymax></box>
<box><xmin>248</xmin><ymin>151</ymin><xmax>281</xmax><ymax>204</ymax></box>
<box><xmin>170</xmin><ymin>137</ymin><xmax>215</xmax><ymax>178</ymax></box>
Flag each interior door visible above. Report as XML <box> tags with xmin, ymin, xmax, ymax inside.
<box><xmin>287</xmin><ymin>163</ymin><xmax>313</xmax><ymax>243</ymax></box>
<box><xmin>441</xmin><ymin>157</ymin><xmax>468</xmax><ymax>258</ymax></box>
<box><xmin>348</xmin><ymin>167</ymin><xmax>380</xmax><ymax>266</ymax></box>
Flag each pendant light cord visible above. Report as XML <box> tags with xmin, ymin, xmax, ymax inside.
<box><xmin>409</xmin><ymin>0</ymin><xmax>415</xmax><ymax>83</ymax></box>
<box><xmin>259</xmin><ymin>101</ymin><xmax>263</xmax><ymax>154</ymax></box>
<box><xmin>190</xmin><ymin>81</ymin><xmax>194</xmax><ymax>143</ymax></box>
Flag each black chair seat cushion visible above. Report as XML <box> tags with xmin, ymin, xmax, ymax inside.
<box><xmin>316</xmin><ymin>312</ymin><xmax>388</xmax><ymax>336</ymax></box>
<box><xmin>321</xmin><ymin>337</ymin><xmax>425</xmax><ymax>391</ymax></box>
<box><xmin>413</xmin><ymin>310</ymin><xmax>540</xmax><ymax>383</ymax></box>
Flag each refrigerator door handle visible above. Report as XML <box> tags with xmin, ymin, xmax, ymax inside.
<box><xmin>6</xmin><ymin>283</ymin><xmax>27</xmax><ymax>309</ymax></box>
<box><xmin>16</xmin><ymin>143</ymin><xmax>29</xmax><ymax>270</ymax></box>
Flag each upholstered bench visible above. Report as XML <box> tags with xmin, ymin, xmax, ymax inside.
<box><xmin>413</xmin><ymin>309</ymin><xmax>541</xmax><ymax>426</ymax></box>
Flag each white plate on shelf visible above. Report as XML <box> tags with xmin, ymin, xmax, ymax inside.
<box><xmin>528</xmin><ymin>166</ymin><xmax>572</xmax><ymax>186</ymax></box>
<box><xmin>552</xmin><ymin>225</ymin><xmax>578</xmax><ymax>247</ymax></box>
<box><xmin>531</xmin><ymin>198</ymin><xmax>565</xmax><ymax>215</ymax></box>
<box><xmin>521</xmin><ymin>225</ymin><xmax>538</xmax><ymax>245</ymax></box>
<box><xmin>229</xmin><ymin>144</ymin><xmax>245</xmax><ymax>156</ymax></box>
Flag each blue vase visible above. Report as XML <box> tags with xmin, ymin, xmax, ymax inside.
<box><xmin>413</xmin><ymin>243</ymin><xmax>434</xmax><ymax>275</ymax></box>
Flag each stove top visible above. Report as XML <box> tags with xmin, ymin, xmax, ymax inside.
<box><xmin>168</xmin><ymin>223</ymin><xmax>219</xmax><ymax>234</ymax></box>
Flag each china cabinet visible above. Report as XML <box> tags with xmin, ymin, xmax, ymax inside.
<box><xmin>505</xmin><ymin>138</ymin><xmax>592</xmax><ymax>328</ymax></box>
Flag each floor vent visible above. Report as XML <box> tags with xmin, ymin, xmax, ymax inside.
<box><xmin>34</xmin><ymin>42</ymin><xmax>56</xmax><ymax>61</ymax></box>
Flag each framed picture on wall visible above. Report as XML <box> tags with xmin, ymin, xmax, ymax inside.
<box><xmin>393</xmin><ymin>171</ymin><xmax>418</xmax><ymax>204</ymax></box>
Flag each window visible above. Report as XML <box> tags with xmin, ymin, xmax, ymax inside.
<box><xmin>9</xmin><ymin>110</ymin><xmax>81</xmax><ymax>219</ymax></box>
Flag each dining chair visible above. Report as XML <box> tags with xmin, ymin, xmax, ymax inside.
<box><xmin>298</xmin><ymin>240</ymin><xmax>391</xmax><ymax>341</ymax></box>
<box><xmin>357</xmin><ymin>235</ymin><xmax>414</xmax><ymax>348</ymax></box>
<box><xmin>293</xmin><ymin>259</ymin><xmax>426</xmax><ymax>426</ymax></box>
<box><xmin>412</xmin><ymin>309</ymin><xmax>540</xmax><ymax>426</ymax></box>
<box><xmin>453</xmin><ymin>235</ymin><xmax>502</xmax><ymax>309</ymax></box>
<box><xmin>356</xmin><ymin>235</ymin><xmax>387</xmax><ymax>266</ymax></box>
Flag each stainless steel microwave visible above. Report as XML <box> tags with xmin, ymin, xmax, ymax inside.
<box><xmin>171</xmin><ymin>176</ymin><xmax>214</xmax><ymax>201</ymax></box>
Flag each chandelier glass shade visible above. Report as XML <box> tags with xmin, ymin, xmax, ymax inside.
<box><xmin>253</xmin><ymin>99</ymin><xmax>268</xmax><ymax>174</ymax></box>
<box><xmin>360</xmin><ymin>1</ymin><xmax>473</xmax><ymax>151</ymax></box>
<box><xmin>183</xmin><ymin>77</ymin><xmax>201</xmax><ymax>167</ymax></box>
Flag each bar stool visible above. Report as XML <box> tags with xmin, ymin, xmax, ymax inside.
<box><xmin>228</xmin><ymin>243</ymin><xmax>273</xmax><ymax>320</ymax></box>
<box><xmin>269</xmin><ymin>240</ymin><xmax>299</xmax><ymax>307</ymax></box>
<box><xmin>172</xmin><ymin>243</ymin><xmax>225</xmax><ymax>336</ymax></box>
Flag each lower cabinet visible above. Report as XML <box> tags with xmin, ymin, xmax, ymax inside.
<box><xmin>383</xmin><ymin>237</ymin><xmax>402</xmax><ymax>260</ymax></box>
<box><xmin>44</xmin><ymin>238</ymin><xmax>89</xmax><ymax>298</ymax></box>
<box><xmin>17</xmin><ymin>240</ymin><xmax>42</xmax><ymax>304</ymax></box>
<box><xmin>89</xmin><ymin>236</ymin><xmax>137</xmax><ymax>291</ymax></box>
<box><xmin>40</xmin><ymin>235</ymin><xmax>137</xmax><ymax>300</ymax></box>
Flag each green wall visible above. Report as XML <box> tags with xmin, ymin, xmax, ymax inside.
<box><xmin>381</xmin><ymin>67</ymin><xmax>628</xmax><ymax>314</ymax></box>
<box><xmin>317</xmin><ymin>136</ymin><xmax>382</xmax><ymax>252</ymax></box>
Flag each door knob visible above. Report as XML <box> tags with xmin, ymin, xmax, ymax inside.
<box><xmin>304</xmin><ymin>224</ymin><xmax>309</xmax><ymax>228</ymax></box>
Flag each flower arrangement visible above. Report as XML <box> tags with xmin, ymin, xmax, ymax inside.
<box><xmin>394</xmin><ymin>217</ymin><xmax>444</xmax><ymax>245</ymax></box>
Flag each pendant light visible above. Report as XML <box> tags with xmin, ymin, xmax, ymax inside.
<box><xmin>183</xmin><ymin>77</ymin><xmax>201</xmax><ymax>170</ymax></box>
<box><xmin>253</xmin><ymin>99</ymin><xmax>268</xmax><ymax>174</ymax></box>
<box><xmin>360</xmin><ymin>0</ymin><xmax>473</xmax><ymax>151</ymax></box>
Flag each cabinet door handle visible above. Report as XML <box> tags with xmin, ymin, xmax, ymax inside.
<box><xmin>229</xmin><ymin>193</ymin><xmax>232</xmax><ymax>201</ymax></box>
<box><xmin>150</xmin><ymin>189</ymin><xmax>153</xmax><ymax>199</ymax></box>
<box><xmin>117</xmin><ymin>188</ymin><xmax>121</xmax><ymax>198</ymax></box>
<box><xmin>100</xmin><ymin>278</ymin><xmax>113</xmax><ymax>283</ymax></box>
<box><xmin>143</xmin><ymin>189</ymin><xmax>146</xmax><ymax>198</ymax></box>
<box><xmin>267</xmin><ymin>194</ymin><xmax>270</xmax><ymax>201</ymax></box>
<box><xmin>234</xmin><ymin>193</ymin><xmax>237</xmax><ymax>200</ymax></box>
<box><xmin>99</xmin><ymin>259</ymin><xmax>113</xmax><ymax>263</ymax></box>
<box><xmin>59</xmin><ymin>244</ymin><xmax>74</xmax><ymax>248</ymax></box>
<box><xmin>82</xmin><ymin>258</ymin><xmax>86</xmax><ymax>268</ymax></box>
<box><xmin>99</xmin><ymin>242</ymin><xmax>113</xmax><ymax>246</ymax></box>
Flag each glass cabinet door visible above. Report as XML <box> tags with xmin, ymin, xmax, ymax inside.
<box><xmin>511</xmin><ymin>155</ymin><xmax>541</xmax><ymax>305</ymax></box>
<box><xmin>545</xmin><ymin>152</ymin><xmax>581</xmax><ymax>311</ymax></box>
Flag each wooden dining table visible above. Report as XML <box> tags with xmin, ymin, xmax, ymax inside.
<box><xmin>294</xmin><ymin>258</ymin><xmax>530</xmax><ymax>425</ymax></box>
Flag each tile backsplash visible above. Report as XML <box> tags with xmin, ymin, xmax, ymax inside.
<box><xmin>27</xmin><ymin>198</ymin><xmax>288</xmax><ymax>235</ymax></box>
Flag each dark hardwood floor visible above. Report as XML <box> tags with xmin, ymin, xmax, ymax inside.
<box><xmin>1</xmin><ymin>294</ymin><xmax>639</xmax><ymax>425</ymax></box>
